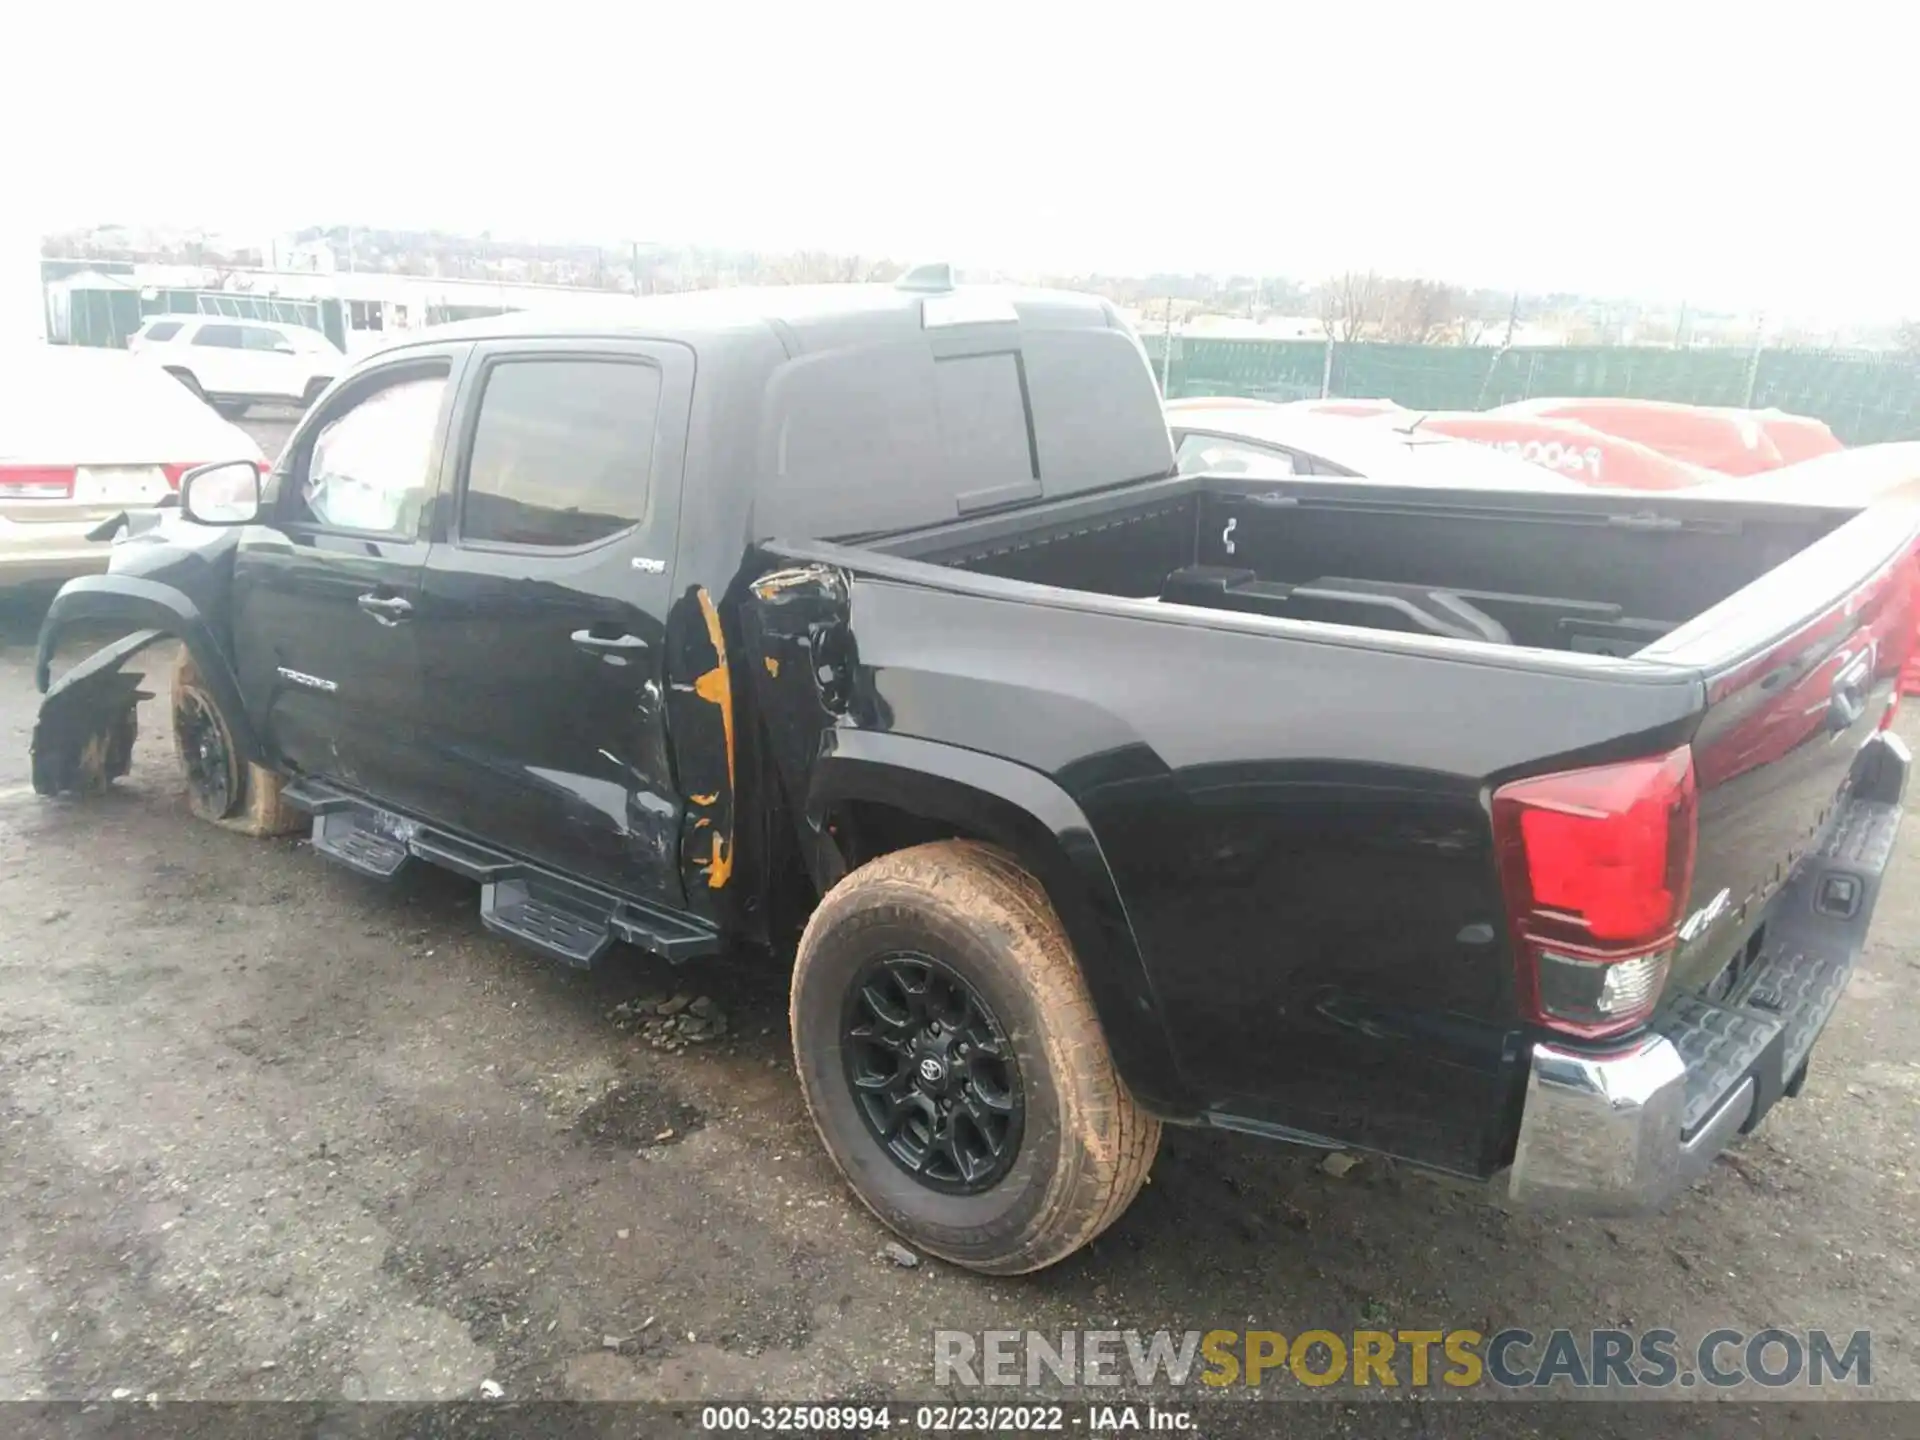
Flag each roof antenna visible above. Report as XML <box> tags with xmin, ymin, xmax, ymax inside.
<box><xmin>895</xmin><ymin>262</ymin><xmax>956</xmax><ymax>293</ymax></box>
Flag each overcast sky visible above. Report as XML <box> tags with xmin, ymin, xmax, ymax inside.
<box><xmin>8</xmin><ymin>1</ymin><xmax>1911</xmax><ymax>321</ymax></box>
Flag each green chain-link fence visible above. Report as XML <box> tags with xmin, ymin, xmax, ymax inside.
<box><xmin>1143</xmin><ymin>335</ymin><xmax>1920</xmax><ymax>445</ymax></box>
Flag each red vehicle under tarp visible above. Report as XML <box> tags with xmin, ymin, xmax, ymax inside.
<box><xmin>1493</xmin><ymin>397</ymin><xmax>1842</xmax><ymax>477</ymax></box>
<box><xmin>1387</xmin><ymin>412</ymin><xmax>1715</xmax><ymax>491</ymax></box>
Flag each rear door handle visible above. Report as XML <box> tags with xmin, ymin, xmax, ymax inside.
<box><xmin>356</xmin><ymin>593</ymin><xmax>413</xmax><ymax>625</ymax></box>
<box><xmin>571</xmin><ymin>629</ymin><xmax>649</xmax><ymax>655</ymax></box>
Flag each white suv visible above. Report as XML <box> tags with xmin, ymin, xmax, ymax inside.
<box><xmin>128</xmin><ymin>316</ymin><xmax>344</xmax><ymax>418</ymax></box>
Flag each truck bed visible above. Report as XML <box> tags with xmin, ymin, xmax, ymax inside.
<box><xmin>869</xmin><ymin>472</ymin><xmax>1857</xmax><ymax>656</ymax></box>
<box><xmin>757</xmin><ymin>472</ymin><xmax>1915</xmax><ymax>1175</ymax></box>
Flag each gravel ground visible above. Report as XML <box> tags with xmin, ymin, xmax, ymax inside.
<box><xmin>2</xmin><ymin>423</ymin><xmax>1916</xmax><ymax>1429</ymax></box>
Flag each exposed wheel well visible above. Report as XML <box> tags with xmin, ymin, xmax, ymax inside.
<box><xmin>810</xmin><ymin>786</ymin><xmax>1199</xmax><ymax>1120</ymax></box>
<box><xmin>825</xmin><ymin>798</ymin><xmax>983</xmax><ymax>872</ymax></box>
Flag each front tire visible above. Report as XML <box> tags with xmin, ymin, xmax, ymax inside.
<box><xmin>170</xmin><ymin>652</ymin><xmax>302</xmax><ymax>836</ymax></box>
<box><xmin>790</xmin><ymin>840</ymin><xmax>1160</xmax><ymax>1274</ymax></box>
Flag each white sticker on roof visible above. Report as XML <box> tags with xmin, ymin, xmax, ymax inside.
<box><xmin>921</xmin><ymin>294</ymin><xmax>1019</xmax><ymax>329</ymax></box>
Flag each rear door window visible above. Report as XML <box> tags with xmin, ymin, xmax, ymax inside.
<box><xmin>142</xmin><ymin>320</ymin><xmax>183</xmax><ymax>342</ymax></box>
<box><xmin>192</xmin><ymin>324</ymin><xmax>244</xmax><ymax>349</ymax></box>
<box><xmin>458</xmin><ymin>358</ymin><xmax>661</xmax><ymax>549</ymax></box>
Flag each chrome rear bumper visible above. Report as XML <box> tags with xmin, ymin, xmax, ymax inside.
<box><xmin>1506</xmin><ymin>733</ymin><xmax>1906</xmax><ymax>1215</ymax></box>
<box><xmin>1507</xmin><ymin>1036</ymin><xmax>1754</xmax><ymax>1213</ymax></box>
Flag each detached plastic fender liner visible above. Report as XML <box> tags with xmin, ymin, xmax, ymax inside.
<box><xmin>35</xmin><ymin>574</ymin><xmax>263</xmax><ymax>766</ymax></box>
<box><xmin>804</xmin><ymin>727</ymin><xmax>1199</xmax><ymax>1120</ymax></box>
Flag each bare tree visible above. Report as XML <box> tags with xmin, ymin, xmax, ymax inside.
<box><xmin>1376</xmin><ymin>278</ymin><xmax>1465</xmax><ymax>343</ymax></box>
<box><xmin>1316</xmin><ymin>270</ymin><xmax>1380</xmax><ymax>342</ymax></box>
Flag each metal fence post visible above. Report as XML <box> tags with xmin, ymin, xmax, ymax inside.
<box><xmin>1742</xmin><ymin>315</ymin><xmax>1766</xmax><ymax>408</ymax></box>
<box><xmin>1159</xmin><ymin>300</ymin><xmax>1175</xmax><ymax>396</ymax></box>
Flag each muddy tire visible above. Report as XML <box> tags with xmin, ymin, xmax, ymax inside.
<box><xmin>170</xmin><ymin>652</ymin><xmax>302</xmax><ymax>836</ymax></box>
<box><xmin>790</xmin><ymin>840</ymin><xmax>1160</xmax><ymax>1274</ymax></box>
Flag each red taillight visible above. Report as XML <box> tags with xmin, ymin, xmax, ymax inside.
<box><xmin>161</xmin><ymin>463</ymin><xmax>205</xmax><ymax>489</ymax></box>
<box><xmin>0</xmin><ymin>465</ymin><xmax>77</xmax><ymax>499</ymax></box>
<box><xmin>1492</xmin><ymin>746</ymin><xmax>1697</xmax><ymax>1039</ymax></box>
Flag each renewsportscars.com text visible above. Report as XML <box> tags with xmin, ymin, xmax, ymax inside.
<box><xmin>933</xmin><ymin>1327</ymin><xmax>1871</xmax><ymax>1391</ymax></box>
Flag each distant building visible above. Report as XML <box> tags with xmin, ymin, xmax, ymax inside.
<box><xmin>269</xmin><ymin>236</ymin><xmax>339</xmax><ymax>274</ymax></box>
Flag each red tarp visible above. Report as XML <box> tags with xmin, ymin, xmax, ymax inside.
<box><xmin>1285</xmin><ymin>399</ymin><xmax>1408</xmax><ymax>419</ymax></box>
<box><xmin>1492</xmin><ymin>397</ymin><xmax>1841</xmax><ymax>477</ymax></box>
<box><xmin>1390</xmin><ymin>412</ymin><xmax>1715</xmax><ymax>491</ymax></box>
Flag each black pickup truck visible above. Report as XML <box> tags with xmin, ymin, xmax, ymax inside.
<box><xmin>32</xmin><ymin>275</ymin><xmax>1919</xmax><ymax>1274</ymax></box>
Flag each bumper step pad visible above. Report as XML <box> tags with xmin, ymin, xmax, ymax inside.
<box><xmin>1659</xmin><ymin>791</ymin><xmax>1900</xmax><ymax>1137</ymax></box>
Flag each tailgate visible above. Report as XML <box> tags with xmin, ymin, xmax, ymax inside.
<box><xmin>1641</xmin><ymin>499</ymin><xmax>1918</xmax><ymax>1120</ymax></box>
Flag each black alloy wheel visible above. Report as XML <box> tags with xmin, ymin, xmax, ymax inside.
<box><xmin>174</xmin><ymin>687</ymin><xmax>239</xmax><ymax>819</ymax></box>
<box><xmin>840</xmin><ymin>951</ymin><xmax>1024</xmax><ymax>1194</ymax></box>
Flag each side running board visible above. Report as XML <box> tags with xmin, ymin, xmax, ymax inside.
<box><xmin>281</xmin><ymin>778</ymin><xmax>720</xmax><ymax>967</ymax></box>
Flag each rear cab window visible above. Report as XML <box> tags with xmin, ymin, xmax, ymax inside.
<box><xmin>755</xmin><ymin>304</ymin><xmax>1172</xmax><ymax>540</ymax></box>
<box><xmin>141</xmin><ymin>320</ymin><xmax>183</xmax><ymax>343</ymax></box>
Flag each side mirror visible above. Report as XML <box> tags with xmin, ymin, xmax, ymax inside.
<box><xmin>270</xmin><ymin>342</ymin><xmax>296</xmax><ymax>355</ymax></box>
<box><xmin>179</xmin><ymin>460</ymin><xmax>263</xmax><ymax>525</ymax></box>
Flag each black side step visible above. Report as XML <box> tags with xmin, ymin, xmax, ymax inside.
<box><xmin>282</xmin><ymin>776</ymin><xmax>721</xmax><ymax>965</ymax></box>
<box><xmin>310</xmin><ymin>808</ymin><xmax>412</xmax><ymax>879</ymax></box>
<box><xmin>481</xmin><ymin>878</ymin><xmax>613</xmax><ymax>968</ymax></box>
<box><xmin>612</xmin><ymin>901</ymin><xmax>723</xmax><ymax>964</ymax></box>
<box><xmin>410</xmin><ymin>829</ymin><xmax>521</xmax><ymax>881</ymax></box>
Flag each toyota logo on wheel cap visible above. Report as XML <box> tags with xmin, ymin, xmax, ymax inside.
<box><xmin>918</xmin><ymin>1057</ymin><xmax>945</xmax><ymax>1083</ymax></box>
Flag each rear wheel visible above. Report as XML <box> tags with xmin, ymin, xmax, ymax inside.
<box><xmin>790</xmin><ymin>840</ymin><xmax>1160</xmax><ymax>1274</ymax></box>
<box><xmin>170</xmin><ymin>652</ymin><xmax>302</xmax><ymax>836</ymax></box>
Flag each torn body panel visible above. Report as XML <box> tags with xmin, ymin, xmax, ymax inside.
<box><xmin>666</xmin><ymin>586</ymin><xmax>740</xmax><ymax>915</ymax></box>
<box><xmin>30</xmin><ymin>628</ymin><xmax>167</xmax><ymax>794</ymax></box>
<box><xmin>740</xmin><ymin>564</ymin><xmax>859</xmax><ymax>892</ymax></box>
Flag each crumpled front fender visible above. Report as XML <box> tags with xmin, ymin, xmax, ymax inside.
<box><xmin>30</xmin><ymin>629</ymin><xmax>168</xmax><ymax>795</ymax></box>
<box><xmin>33</xmin><ymin>574</ymin><xmax>262</xmax><ymax>776</ymax></box>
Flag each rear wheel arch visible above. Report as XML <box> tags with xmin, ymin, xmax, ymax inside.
<box><xmin>805</xmin><ymin>735</ymin><xmax>1196</xmax><ymax>1119</ymax></box>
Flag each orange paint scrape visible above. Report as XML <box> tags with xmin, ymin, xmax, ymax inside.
<box><xmin>694</xmin><ymin>589</ymin><xmax>735</xmax><ymax>889</ymax></box>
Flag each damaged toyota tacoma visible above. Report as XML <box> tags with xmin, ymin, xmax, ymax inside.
<box><xmin>32</xmin><ymin>275</ymin><xmax>1920</xmax><ymax>1273</ymax></box>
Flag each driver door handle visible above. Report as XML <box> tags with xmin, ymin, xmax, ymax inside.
<box><xmin>356</xmin><ymin>593</ymin><xmax>413</xmax><ymax>625</ymax></box>
<box><xmin>571</xmin><ymin>628</ymin><xmax>649</xmax><ymax>655</ymax></box>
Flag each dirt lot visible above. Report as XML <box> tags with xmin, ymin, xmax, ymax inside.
<box><xmin>2</xmin><ymin>423</ymin><xmax>1917</xmax><ymax>1425</ymax></box>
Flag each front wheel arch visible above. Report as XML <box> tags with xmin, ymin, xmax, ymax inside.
<box><xmin>36</xmin><ymin>576</ymin><xmax>263</xmax><ymax>769</ymax></box>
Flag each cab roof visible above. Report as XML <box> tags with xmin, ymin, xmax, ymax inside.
<box><xmin>411</xmin><ymin>281</ymin><xmax>1129</xmax><ymax>357</ymax></box>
